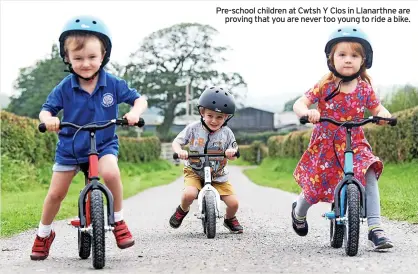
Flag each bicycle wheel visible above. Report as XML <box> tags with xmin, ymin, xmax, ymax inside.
<box><xmin>202</xmin><ymin>197</ymin><xmax>207</xmax><ymax>235</ymax></box>
<box><xmin>78</xmin><ymin>193</ymin><xmax>91</xmax><ymax>259</ymax></box>
<box><xmin>330</xmin><ymin>203</ymin><xmax>344</xmax><ymax>248</ymax></box>
<box><xmin>204</xmin><ymin>191</ymin><xmax>216</xmax><ymax>239</ymax></box>
<box><xmin>91</xmin><ymin>189</ymin><xmax>105</xmax><ymax>269</ymax></box>
<box><xmin>344</xmin><ymin>184</ymin><xmax>360</xmax><ymax>256</ymax></box>
<box><xmin>78</xmin><ymin>229</ymin><xmax>91</xmax><ymax>259</ymax></box>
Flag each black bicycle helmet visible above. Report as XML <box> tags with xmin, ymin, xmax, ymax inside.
<box><xmin>197</xmin><ymin>86</ymin><xmax>236</xmax><ymax>114</ymax></box>
<box><xmin>197</xmin><ymin>86</ymin><xmax>236</xmax><ymax>132</ymax></box>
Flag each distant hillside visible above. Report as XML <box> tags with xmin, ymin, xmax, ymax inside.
<box><xmin>0</xmin><ymin>93</ymin><xmax>11</xmax><ymax>109</ymax></box>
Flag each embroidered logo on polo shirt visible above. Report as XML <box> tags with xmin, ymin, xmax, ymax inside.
<box><xmin>102</xmin><ymin>93</ymin><xmax>114</xmax><ymax>107</ymax></box>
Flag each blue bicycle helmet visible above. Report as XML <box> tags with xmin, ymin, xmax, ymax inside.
<box><xmin>59</xmin><ymin>15</ymin><xmax>112</xmax><ymax>67</ymax></box>
<box><xmin>325</xmin><ymin>26</ymin><xmax>373</xmax><ymax>69</ymax></box>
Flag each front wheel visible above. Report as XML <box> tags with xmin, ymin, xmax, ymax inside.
<box><xmin>91</xmin><ymin>189</ymin><xmax>105</xmax><ymax>269</ymax></box>
<box><xmin>344</xmin><ymin>184</ymin><xmax>360</xmax><ymax>256</ymax></box>
<box><xmin>204</xmin><ymin>191</ymin><xmax>217</xmax><ymax>239</ymax></box>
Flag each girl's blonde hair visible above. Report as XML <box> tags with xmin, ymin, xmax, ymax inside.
<box><xmin>319</xmin><ymin>41</ymin><xmax>372</xmax><ymax>92</ymax></box>
<box><xmin>64</xmin><ymin>32</ymin><xmax>105</xmax><ymax>58</ymax></box>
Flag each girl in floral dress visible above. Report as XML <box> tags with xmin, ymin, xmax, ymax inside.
<box><xmin>291</xmin><ymin>26</ymin><xmax>394</xmax><ymax>250</ymax></box>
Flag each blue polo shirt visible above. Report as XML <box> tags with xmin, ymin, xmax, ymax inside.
<box><xmin>41</xmin><ymin>69</ymin><xmax>140</xmax><ymax>165</ymax></box>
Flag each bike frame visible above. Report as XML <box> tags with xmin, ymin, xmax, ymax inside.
<box><xmin>39</xmin><ymin>118</ymin><xmax>144</xmax><ymax>231</ymax></box>
<box><xmin>78</xmin><ymin>130</ymin><xmax>115</xmax><ymax>230</ymax></box>
<box><xmin>310</xmin><ymin>116</ymin><xmax>396</xmax><ymax>223</ymax></box>
<box><xmin>196</xmin><ymin>154</ymin><xmax>224</xmax><ymax>219</ymax></box>
<box><xmin>173</xmin><ymin>152</ymin><xmax>239</xmax><ymax>219</ymax></box>
<box><xmin>328</xmin><ymin>125</ymin><xmax>367</xmax><ymax>222</ymax></box>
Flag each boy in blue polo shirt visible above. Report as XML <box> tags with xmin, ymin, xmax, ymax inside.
<box><xmin>30</xmin><ymin>15</ymin><xmax>148</xmax><ymax>261</ymax></box>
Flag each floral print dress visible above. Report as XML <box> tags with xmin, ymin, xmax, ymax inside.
<box><xmin>293</xmin><ymin>77</ymin><xmax>383</xmax><ymax>205</ymax></box>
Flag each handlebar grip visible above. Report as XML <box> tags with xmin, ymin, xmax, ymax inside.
<box><xmin>388</xmin><ymin>117</ymin><xmax>397</xmax><ymax>126</ymax></box>
<box><xmin>173</xmin><ymin>153</ymin><xmax>179</xmax><ymax>160</ymax></box>
<box><xmin>137</xmin><ymin>118</ymin><xmax>145</xmax><ymax>127</ymax></box>
<box><xmin>38</xmin><ymin>123</ymin><xmax>47</xmax><ymax>133</ymax></box>
<box><xmin>299</xmin><ymin>116</ymin><xmax>309</xmax><ymax>125</ymax></box>
<box><xmin>120</xmin><ymin>118</ymin><xmax>145</xmax><ymax>127</ymax></box>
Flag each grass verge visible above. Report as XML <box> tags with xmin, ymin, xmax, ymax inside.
<box><xmin>1</xmin><ymin>157</ymin><xmax>182</xmax><ymax>237</ymax></box>
<box><xmin>243</xmin><ymin>157</ymin><xmax>418</xmax><ymax>224</ymax></box>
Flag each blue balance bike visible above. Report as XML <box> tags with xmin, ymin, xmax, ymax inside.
<box><xmin>300</xmin><ymin>115</ymin><xmax>397</xmax><ymax>256</ymax></box>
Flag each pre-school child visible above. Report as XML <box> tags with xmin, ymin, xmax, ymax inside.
<box><xmin>30</xmin><ymin>15</ymin><xmax>148</xmax><ymax>260</ymax></box>
<box><xmin>291</xmin><ymin>26</ymin><xmax>393</xmax><ymax>250</ymax></box>
<box><xmin>169</xmin><ymin>86</ymin><xmax>243</xmax><ymax>233</ymax></box>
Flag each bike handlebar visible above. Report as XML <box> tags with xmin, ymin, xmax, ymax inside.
<box><xmin>173</xmin><ymin>151</ymin><xmax>240</xmax><ymax>160</ymax></box>
<box><xmin>299</xmin><ymin>115</ymin><xmax>397</xmax><ymax>127</ymax></box>
<box><xmin>38</xmin><ymin>118</ymin><xmax>145</xmax><ymax>133</ymax></box>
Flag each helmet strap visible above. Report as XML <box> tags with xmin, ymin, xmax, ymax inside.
<box><xmin>63</xmin><ymin>60</ymin><xmax>100</xmax><ymax>82</ymax></box>
<box><xmin>325</xmin><ymin>62</ymin><xmax>362</xmax><ymax>102</ymax></box>
<box><xmin>199</xmin><ymin>114</ymin><xmax>234</xmax><ymax>133</ymax></box>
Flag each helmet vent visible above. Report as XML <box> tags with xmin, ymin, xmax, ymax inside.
<box><xmin>92</xmin><ymin>21</ymin><xmax>97</xmax><ymax>24</ymax></box>
<box><xmin>212</xmin><ymin>101</ymin><xmax>216</xmax><ymax>104</ymax></box>
<box><xmin>215</xmin><ymin>90</ymin><xmax>219</xmax><ymax>93</ymax></box>
<box><xmin>225</xmin><ymin>92</ymin><xmax>228</xmax><ymax>96</ymax></box>
<box><xmin>353</xmin><ymin>28</ymin><xmax>357</xmax><ymax>31</ymax></box>
<box><xmin>224</xmin><ymin>104</ymin><xmax>228</xmax><ymax>107</ymax></box>
<box><xmin>75</xmin><ymin>19</ymin><xmax>80</xmax><ymax>23</ymax></box>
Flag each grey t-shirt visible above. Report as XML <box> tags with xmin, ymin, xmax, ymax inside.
<box><xmin>174</xmin><ymin>121</ymin><xmax>238</xmax><ymax>182</ymax></box>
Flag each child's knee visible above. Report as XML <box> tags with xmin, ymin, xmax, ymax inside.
<box><xmin>182</xmin><ymin>187</ymin><xmax>198</xmax><ymax>202</ymax></box>
<box><xmin>47</xmin><ymin>191</ymin><xmax>66</xmax><ymax>203</ymax></box>
<box><xmin>224</xmin><ymin>196</ymin><xmax>239</xmax><ymax>209</ymax></box>
<box><xmin>101</xmin><ymin>169</ymin><xmax>121</xmax><ymax>184</ymax></box>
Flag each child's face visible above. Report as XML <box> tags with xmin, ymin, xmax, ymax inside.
<box><xmin>201</xmin><ymin>108</ymin><xmax>228</xmax><ymax>131</ymax></box>
<box><xmin>66</xmin><ymin>36</ymin><xmax>104</xmax><ymax>80</ymax></box>
<box><xmin>332</xmin><ymin>42</ymin><xmax>364</xmax><ymax>77</ymax></box>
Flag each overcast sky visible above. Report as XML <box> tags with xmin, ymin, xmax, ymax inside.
<box><xmin>1</xmin><ymin>0</ymin><xmax>417</xmax><ymax>112</ymax></box>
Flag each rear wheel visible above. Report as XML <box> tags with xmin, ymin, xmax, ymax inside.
<box><xmin>78</xmin><ymin>229</ymin><xmax>91</xmax><ymax>259</ymax></box>
<box><xmin>330</xmin><ymin>203</ymin><xmax>344</xmax><ymax>248</ymax></box>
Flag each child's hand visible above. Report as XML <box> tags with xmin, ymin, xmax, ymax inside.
<box><xmin>177</xmin><ymin>150</ymin><xmax>189</xmax><ymax>160</ymax></box>
<box><xmin>123</xmin><ymin>111</ymin><xmax>140</xmax><ymax>126</ymax></box>
<box><xmin>44</xmin><ymin>117</ymin><xmax>60</xmax><ymax>132</ymax></box>
<box><xmin>225</xmin><ymin>148</ymin><xmax>238</xmax><ymax>160</ymax></box>
<box><xmin>305</xmin><ymin>109</ymin><xmax>321</xmax><ymax>123</ymax></box>
<box><xmin>376</xmin><ymin>110</ymin><xmax>392</xmax><ymax>125</ymax></box>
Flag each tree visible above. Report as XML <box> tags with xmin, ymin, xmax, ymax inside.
<box><xmin>6</xmin><ymin>44</ymin><xmax>68</xmax><ymax>118</ymax></box>
<box><xmin>118</xmin><ymin>23</ymin><xmax>247</xmax><ymax>137</ymax></box>
<box><xmin>384</xmin><ymin>84</ymin><xmax>418</xmax><ymax>113</ymax></box>
<box><xmin>283</xmin><ymin>96</ymin><xmax>300</xmax><ymax>112</ymax></box>
<box><xmin>283</xmin><ymin>95</ymin><xmax>317</xmax><ymax>112</ymax></box>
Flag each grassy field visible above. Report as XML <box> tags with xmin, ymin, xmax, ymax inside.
<box><xmin>1</xmin><ymin>157</ymin><xmax>182</xmax><ymax>237</ymax></box>
<box><xmin>243</xmin><ymin>157</ymin><xmax>418</xmax><ymax>224</ymax></box>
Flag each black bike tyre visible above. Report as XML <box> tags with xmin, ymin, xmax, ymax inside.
<box><xmin>204</xmin><ymin>191</ymin><xmax>217</xmax><ymax>239</ymax></box>
<box><xmin>78</xmin><ymin>229</ymin><xmax>91</xmax><ymax>259</ymax></box>
<box><xmin>91</xmin><ymin>189</ymin><xmax>106</xmax><ymax>269</ymax></box>
<box><xmin>330</xmin><ymin>203</ymin><xmax>345</xmax><ymax>248</ymax></box>
<box><xmin>344</xmin><ymin>184</ymin><xmax>360</xmax><ymax>256</ymax></box>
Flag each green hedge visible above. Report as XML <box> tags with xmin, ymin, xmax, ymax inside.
<box><xmin>1</xmin><ymin>111</ymin><xmax>161</xmax><ymax>164</ymax></box>
<box><xmin>235</xmin><ymin>131</ymin><xmax>286</xmax><ymax>145</ymax></box>
<box><xmin>267</xmin><ymin>107</ymin><xmax>418</xmax><ymax>163</ymax></box>
<box><xmin>239</xmin><ymin>141</ymin><xmax>269</xmax><ymax>165</ymax></box>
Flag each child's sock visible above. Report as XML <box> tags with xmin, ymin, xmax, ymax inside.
<box><xmin>37</xmin><ymin>222</ymin><xmax>52</xmax><ymax>238</ymax></box>
<box><xmin>114</xmin><ymin>209</ymin><xmax>123</xmax><ymax>222</ymax></box>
